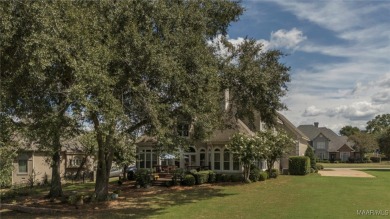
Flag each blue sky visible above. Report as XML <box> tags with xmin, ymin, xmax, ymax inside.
<box><xmin>227</xmin><ymin>0</ymin><xmax>390</xmax><ymax>133</ymax></box>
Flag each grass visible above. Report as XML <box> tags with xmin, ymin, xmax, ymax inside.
<box><xmin>2</xmin><ymin>171</ymin><xmax>390</xmax><ymax>218</ymax></box>
<box><xmin>319</xmin><ymin>161</ymin><xmax>390</xmax><ymax>168</ymax></box>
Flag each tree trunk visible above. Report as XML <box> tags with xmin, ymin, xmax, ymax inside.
<box><xmin>49</xmin><ymin>142</ymin><xmax>63</xmax><ymax>198</ymax></box>
<box><xmin>74</xmin><ymin>157</ymin><xmax>87</xmax><ymax>180</ymax></box>
<box><xmin>92</xmin><ymin>113</ymin><xmax>114</xmax><ymax>201</ymax></box>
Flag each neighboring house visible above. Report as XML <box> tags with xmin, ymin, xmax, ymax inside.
<box><xmin>12</xmin><ymin>139</ymin><xmax>95</xmax><ymax>185</ymax></box>
<box><xmin>298</xmin><ymin>122</ymin><xmax>359</xmax><ymax>161</ymax></box>
<box><xmin>136</xmin><ymin>92</ymin><xmax>309</xmax><ymax>173</ymax></box>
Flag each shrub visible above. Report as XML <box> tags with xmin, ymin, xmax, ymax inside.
<box><xmin>270</xmin><ymin>169</ymin><xmax>279</xmax><ymax>178</ymax></box>
<box><xmin>231</xmin><ymin>174</ymin><xmax>243</xmax><ymax>182</ymax></box>
<box><xmin>172</xmin><ymin>168</ymin><xmax>185</xmax><ymax>186</ymax></box>
<box><xmin>183</xmin><ymin>174</ymin><xmax>196</xmax><ymax>186</ymax></box>
<box><xmin>315</xmin><ymin>164</ymin><xmax>324</xmax><ymax>170</ymax></box>
<box><xmin>289</xmin><ymin>156</ymin><xmax>310</xmax><ymax>175</ymax></box>
<box><xmin>304</xmin><ymin>146</ymin><xmax>316</xmax><ymax>169</ymax></box>
<box><xmin>259</xmin><ymin>172</ymin><xmax>268</xmax><ymax>181</ymax></box>
<box><xmin>193</xmin><ymin>171</ymin><xmax>210</xmax><ymax>185</ymax></box>
<box><xmin>249</xmin><ymin>166</ymin><xmax>261</xmax><ymax>182</ymax></box>
<box><xmin>370</xmin><ymin>157</ymin><xmax>381</xmax><ymax>163</ymax></box>
<box><xmin>208</xmin><ymin>171</ymin><xmax>216</xmax><ymax>183</ymax></box>
<box><xmin>135</xmin><ymin>168</ymin><xmax>152</xmax><ymax>187</ymax></box>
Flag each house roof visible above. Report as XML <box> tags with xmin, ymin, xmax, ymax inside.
<box><xmin>207</xmin><ymin>119</ymin><xmax>254</xmax><ymax>143</ymax></box>
<box><xmin>298</xmin><ymin>124</ymin><xmax>354</xmax><ymax>152</ymax></box>
<box><xmin>276</xmin><ymin>112</ymin><xmax>309</xmax><ymax>141</ymax></box>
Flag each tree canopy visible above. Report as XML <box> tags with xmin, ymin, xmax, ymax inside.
<box><xmin>339</xmin><ymin>125</ymin><xmax>360</xmax><ymax>137</ymax></box>
<box><xmin>1</xmin><ymin>1</ymin><xmax>292</xmax><ymax>200</ymax></box>
<box><xmin>366</xmin><ymin>114</ymin><xmax>390</xmax><ymax>134</ymax></box>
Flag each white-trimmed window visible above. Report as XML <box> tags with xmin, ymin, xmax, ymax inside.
<box><xmin>317</xmin><ymin>141</ymin><xmax>325</xmax><ymax>149</ymax></box>
<box><xmin>214</xmin><ymin>149</ymin><xmax>221</xmax><ymax>170</ymax></box>
<box><xmin>18</xmin><ymin>154</ymin><xmax>29</xmax><ymax>174</ymax></box>
<box><xmin>138</xmin><ymin>149</ymin><xmax>156</xmax><ymax>169</ymax></box>
<box><xmin>223</xmin><ymin>149</ymin><xmax>230</xmax><ymax>170</ymax></box>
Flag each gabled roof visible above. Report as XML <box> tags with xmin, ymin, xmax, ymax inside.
<box><xmin>276</xmin><ymin>112</ymin><xmax>309</xmax><ymax>141</ymax></box>
<box><xmin>207</xmin><ymin>119</ymin><xmax>254</xmax><ymax>143</ymax></box>
<box><xmin>298</xmin><ymin>124</ymin><xmax>353</xmax><ymax>152</ymax></box>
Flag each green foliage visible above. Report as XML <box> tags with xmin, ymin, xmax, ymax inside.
<box><xmin>227</xmin><ymin>133</ymin><xmax>264</xmax><ymax>182</ymax></box>
<box><xmin>304</xmin><ymin>146</ymin><xmax>316</xmax><ymax>169</ymax></box>
<box><xmin>339</xmin><ymin>126</ymin><xmax>360</xmax><ymax>136</ymax></box>
<box><xmin>366</xmin><ymin>114</ymin><xmax>390</xmax><ymax>134</ymax></box>
<box><xmin>208</xmin><ymin>171</ymin><xmax>216</xmax><ymax>183</ymax></box>
<box><xmin>183</xmin><ymin>174</ymin><xmax>196</xmax><ymax>186</ymax></box>
<box><xmin>259</xmin><ymin>129</ymin><xmax>295</xmax><ymax>175</ymax></box>
<box><xmin>135</xmin><ymin>169</ymin><xmax>152</xmax><ymax>188</ymax></box>
<box><xmin>349</xmin><ymin>132</ymin><xmax>378</xmax><ymax>157</ymax></box>
<box><xmin>172</xmin><ymin>168</ymin><xmax>185</xmax><ymax>186</ymax></box>
<box><xmin>270</xmin><ymin>169</ymin><xmax>279</xmax><ymax>178</ymax></box>
<box><xmin>230</xmin><ymin>174</ymin><xmax>243</xmax><ymax>182</ymax></box>
<box><xmin>378</xmin><ymin>128</ymin><xmax>390</xmax><ymax>158</ymax></box>
<box><xmin>191</xmin><ymin>170</ymin><xmax>210</xmax><ymax>185</ymax></box>
<box><xmin>259</xmin><ymin>172</ymin><xmax>268</xmax><ymax>181</ymax></box>
<box><xmin>249</xmin><ymin>165</ymin><xmax>261</xmax><ymax>182</ymax></box>
<box><xmin>289</xmin><ymin>156</ymin><xmax>310</xmax><ymax>175</ymax></box>
<box><xmin>370</xmin><ymin>157</ymin><xmax>381</xmax><ymax>163</ymax></box>
<box><xmin>315</xmin><ymin>164</ymin><xmax>324</xmax><ymax>170</ymax></box>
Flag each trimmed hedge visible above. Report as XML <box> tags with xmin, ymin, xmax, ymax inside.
<box><xmin>259</xmin><ymin>172</ymin><xmax>268</xmax><ymax>181</ymax></box>
<box><xmin>289</xmin><ymin>156</ymin><xmax>310</xmax><ymax>175</ymax></box>
<box><xmin>193</xmin><ymin>171</ymin><xmax>211</xmax><ymax>185</ymax></box>
<box><xmin>183</xmin><ymin>174</ymin><xmax>196</xmax><ymax>186</ymax></box>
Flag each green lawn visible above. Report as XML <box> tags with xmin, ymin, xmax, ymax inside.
<box><xmin>2</xmin><ymin>171</ymin><xmax>390</xmax><ymax>219</ymax></box>
<box><xmin>319</xmin><ymin>161</ymin><xmax>390</xmax><ymax>168</ymax></box>
<box><xmin>98</xmin><ymin>170</ymin><xmax>390</xmax><ymax>219</ymax></box>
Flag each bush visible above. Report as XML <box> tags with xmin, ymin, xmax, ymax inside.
<box><xmin>135</xmin><ymin>168</ymin><xmax>152</xmax><ymax>187</ymax></box>
<box><xmin>270</xmin><ymin>169</ymin><xmax>279</xmax><ymax>178</ymax></box>
<box><xmin>193</xmin><ymin>171</ymin><xmax>210</xmax><ymax>185</ymax></box>
<box><xmin>259</xmin><ymin>172</ymin><xmax>268</xmax><ymax>181</ymax></box>
<box><xmin>208</xmin><ymin>171</ymin><xmax>216</xmax><ymax>183</ymax></box>
<box><xmin>183</xmin><ymin>174</ymin><xmax>196</xmax><ymax>186</ymax></box>
<box><xmin>231</xmin><ymin>174</ymin><xmax>243</xmax><ymax>182</ymax></box>
<box><xmin>370</xmin><ymin>157</ymin><xmax>381</xmax><ymax>163</ymax></box>
<box><xmin>315</xmin><ymin>164</ymin><xmax>324</xmax><ymax>170</ymax></box>
<box><xmin>249</xmin><ymin>166</ymin><xmax>261</xmax><ymax>182</ymax></box>
<box><xmin>289</xmin><ymin>156</ymin><xmax>310</xmax><ymax>175</ymax></box>
<box><xmin>172</xmin><ymin>168</ymin><xmax>185</xmax><ymax>186</ymax></box>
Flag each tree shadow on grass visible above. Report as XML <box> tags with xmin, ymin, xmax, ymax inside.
<box><xmin>1</xmin><ymin>183</ymin><xmax>234</xmax><ymax>219</ymax></box>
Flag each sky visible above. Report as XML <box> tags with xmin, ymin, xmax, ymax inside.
<box><xmin>227</xmin><ymin>0</ymin><xmax>390</xmax><ymax>134</ymax></box>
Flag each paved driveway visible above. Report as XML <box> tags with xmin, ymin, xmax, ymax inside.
<box><xmin>318</xmin><ymin>168</ymin><xmax>375</xmax><ymax>178</ymax></box>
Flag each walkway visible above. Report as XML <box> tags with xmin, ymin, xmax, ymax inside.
<box><xmin>318</xmin><ymin>168</ymin><xmax>376</xmax><ymax>178</ymax></box>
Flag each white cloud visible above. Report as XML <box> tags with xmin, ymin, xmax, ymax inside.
<box><xmin>302</xmin><ymin>101</ymin><xmax>381</xmax><ymax>121</ymax></box>
<box><xmin>302</xmin><ymin>105</ymin><xmax>325</xmax><ymax>117</ymax></box>
<box><xmin>267</xmin><ymin>28</ymin><xmax>307</xmax><ymax>50</ymax></box>
<box><xmin>210</xmin><ymin>28</ymin><xmax>307</xmax><ymax>57</ymax></box>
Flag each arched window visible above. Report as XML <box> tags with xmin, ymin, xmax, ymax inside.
<box><xmin>214</xmin><ymin>148</ymin><xmax>221</xmax><ymax>170</ymax></box>
<box><xmin>224</xmin><ymin>149</ymin><xmax>230</xmax><ymax>170</ymax></box>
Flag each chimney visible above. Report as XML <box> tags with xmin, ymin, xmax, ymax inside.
<box><xmin>314</xmin><ymin>122</ymin><xmax>319</xmax><ymax>128</ymax></box>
